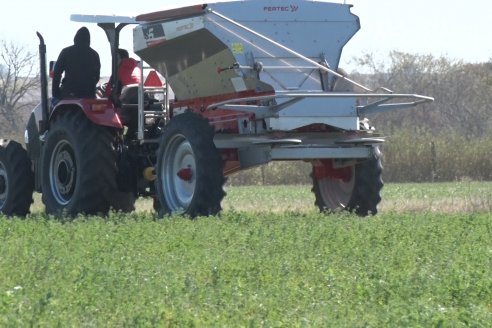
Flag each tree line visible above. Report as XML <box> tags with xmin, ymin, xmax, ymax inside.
<box><xmin>351</xmin><ymin>51</ymin><xmax>491</xmax><ymax>182</ymax></box>
<box><xmin>1</xmin><ymin>40</ymin><xmax>490</xmax><ymax>183</ymax></box>
<box><xmin>0</xmin><ymin>40</ymin><xmax>39</xmax><ymax>135</ymax></box>
<box><xmin>352</xmin><ymin>51</ymin><xmax>492</xmax><ymax>139</ymax></box>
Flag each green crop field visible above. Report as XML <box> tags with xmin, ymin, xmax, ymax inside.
<box><xmin>1</xmin><ymin>182</ymin><xmax>491</xmax><ymax>327</ymax></box>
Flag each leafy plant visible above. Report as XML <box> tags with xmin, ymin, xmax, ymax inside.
<box><xmin>1</xmin><ymin>184</ymin><xmax>491</xmax><ymax>326</ymax></box>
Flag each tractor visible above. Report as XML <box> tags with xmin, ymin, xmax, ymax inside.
<box><xmin>0</xmin><ymin>1</ymin><xmax>433</xmax><ymax>217</ymax></box>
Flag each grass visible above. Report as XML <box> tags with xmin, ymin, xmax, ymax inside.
<box><xmin>28</xmin><ymin>181</ymin><xmax>492</xmax><ymax>214</ymax></box>
<box><xmin>1</xmin><ymin>182</ymin><xmax>491</xmax><ymax>326</ymax></box>
<box><xmin>222</xmin><ymin>181</ymin><xmax>492</xmax><ymax>214</ymax></box>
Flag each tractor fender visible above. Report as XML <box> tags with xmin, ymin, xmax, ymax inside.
<box><xmin>50</xmin><ymin>98</ymin><xmax>123</xmax><ymax>129</ymax></box>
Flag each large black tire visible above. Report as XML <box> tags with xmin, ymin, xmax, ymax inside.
<box><xmin>0</xmin><ymin>140</ymin><xmax>34</xmax><ymax>216</ymax></box>
<box><xmin>312</xmin><ymin>146</ymin><xmax>383</xmax><ymax>216</ymax></box>
<box><xmin>155</xmin><ymin>112</ymin><xmax>225</xmax><ymax>217</ymax></box>
<box><xmin>41</xmin><ymin>110</ymin><xmax>119</xmax><ymax>216</ymax></box>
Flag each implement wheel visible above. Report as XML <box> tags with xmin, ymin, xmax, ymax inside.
<box><xmin>155</xmin><ymin>112</ymin><xmax>225</xmax><ymax>217</ymax></box>
<box><xmin>41</xmin><ymin>110</ymin><xmax>118</xmax><ymax>216</ymax></box>
<box><xmin>311</xmin><ymin>146</ymin><xmax>383</xmax><ymax>216</ymax></box>
<box><xmin>0</xmin><ymin>140</ymin><xmax>34</xmax><ymax>216</ymax></box>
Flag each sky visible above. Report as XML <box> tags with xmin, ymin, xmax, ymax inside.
<box><xmin>1</xmin><ymin>0</ymin><xmax>490</xmax><ymax>76</ymax></box>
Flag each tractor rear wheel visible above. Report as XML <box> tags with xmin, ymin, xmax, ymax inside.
<box><xmin>311</xmin><ymin>146</ymin><xmax>383</xmax><ymax>216</ymax></box>
<box><xmin>0</xmin><ymin>140</ymin><xmax>34</xmax><ymax>216</ymax></box>
<box><xmin>155</xmin><ymin>112</ymin><xmax>225</xmax><ymax>217</ymax></box>
<box><xmin>41</xmin><ymin>110</ymin><xmax>118</xmax><ymax>216</ymax></box>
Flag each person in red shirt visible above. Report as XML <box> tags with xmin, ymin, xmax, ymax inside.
<box><xmin>116</xmin><ymin>49</ymin><xmax>141</xmax><ymax>104</ymax></box>
<box><xmin>101</xmin><ymin>48</ymin><xmax>141</xmax><ymax>103</ymax></box>
<box><xmin>117</xmin><ymin>49</ymin><xmax>141</xmax><ymax>88</ymax></box>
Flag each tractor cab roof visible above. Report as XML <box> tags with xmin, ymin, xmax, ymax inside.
<box><xmin>70</xmin><ymin>14</ymin><xmax>137</xmax><ymax>25</ymax></box>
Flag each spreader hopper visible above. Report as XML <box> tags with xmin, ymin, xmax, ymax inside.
<box><xmin>133</xmin><ymin>1</ymin><xmax>374</xmax><ymax>130</ymax></box>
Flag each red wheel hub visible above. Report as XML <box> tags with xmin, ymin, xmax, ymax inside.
<box><xmin>177</xmin><ymin>167</ymin><xmax>193</xmax><ymax>181</ymax></box>
<box><xmin>313</xmin><ymin>160</ymin><xmax>353</xmax><ymax>182</ymax></box>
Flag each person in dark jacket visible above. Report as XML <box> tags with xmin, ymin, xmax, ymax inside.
<box><xmin>52</xmin><ymin>27</ymin><xmax>101</xmax><ymax>99</ymax></box>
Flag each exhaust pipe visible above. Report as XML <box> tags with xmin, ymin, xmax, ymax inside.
<box><xmin>36</xmin><ymin>32</ymin><xmax>49</xmax><ymax>134</ymax></box>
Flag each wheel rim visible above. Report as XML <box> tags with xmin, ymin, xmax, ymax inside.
<box><xmin>317</xmin><ymin>168</ymin><xmax>355</xmax><ymax>210</ymax></box>
<box><xmin>0</xmin><ymin>162</ymin><xmax>8</xmax><ymax>208</ymax></box>
<box><xmin>49</xmin><ymin>140</ymin><xmax>76</xmax><ymax>206</ymax></box>
<box><xmin>160</xmin><ymin>134</ymin><xmax>196</xmax><ymax>211</ymax></box>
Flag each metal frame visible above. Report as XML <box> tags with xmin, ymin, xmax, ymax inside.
<box><xmin>132</xmin><ymin>6</ymin><xmax>432</xmax><ymax>161</ymax></box>
<box><xmin>205</xmin><ymin>9</ymin><xmax>434</xmax><ymax>118</ymax></box>
<box><xmin>137</xmin><ymin>62</ymin><xmax>168</xmax><ymax>141</ymax></box>
<box><xmin>70</xmin><ymin>8</ymin><xmax>433</xmax><ymax>163</ymax></box>
<box><xmin>206</xmin><ymin>92</ymin><xmax>433</xmax><ymax>118</ymax></box>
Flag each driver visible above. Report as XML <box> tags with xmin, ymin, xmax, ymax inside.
<box><xmin>100</xmin><ymin>48</ymin><xmax>141</xmax><ymax>103</ymax></box>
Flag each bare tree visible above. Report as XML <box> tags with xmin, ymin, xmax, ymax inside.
<box><xmin>0</xmin><ymin>40</ymin><xmax>40</xmax><ymax>134</ymax></box>
<box><xmin>352</xmin><ymin>51</ymin><xmax>492</xmax><ymax>139</ymax></box>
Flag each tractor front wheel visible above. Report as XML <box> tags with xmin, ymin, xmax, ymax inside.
<box><xmin>155</xmin><ymin>112</ymin><xmax>225</xmax><ymax>217</ymax></box>
<box><xmin>0</xmin><ymin>140</ymin><xmax>34</xmax><ymax>216</ymax></box>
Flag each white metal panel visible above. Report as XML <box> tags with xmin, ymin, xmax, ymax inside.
<box><xmin>271</xmin><ymin>146</ymin><xmax>371</xmax><ymax>160</ymax></box>
<box><xmin>278</xmin><ymin>97</ymin><xmax>357</xmax><ymax>117</ymax></box>
<box><xmin>205</xmin><ymin>0</ymin><xmax>359</xmax><ymax>71</ymax></box>
<box><xmin>133</xmin><ymin>16</ymin><xmax>205</xmax><ymax>52</ymax></box>
<box><xmin>71</xmin><ymin>14</ymin><xmax>137</xmax><ymax>24</ymax></box>
<box><xmin>266</xmin><ymin>116</ymin><xmax>359</xmax><ymax>131</ymax></box>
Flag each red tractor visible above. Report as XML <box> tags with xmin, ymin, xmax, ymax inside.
<box><xmin>0</xmin><ymin>2</ymin><xmax>432</xmax><ymax>217</ymax></box>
